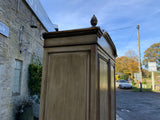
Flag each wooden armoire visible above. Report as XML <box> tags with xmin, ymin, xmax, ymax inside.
<box><xmin>39</xmin><ymin>27</ymin><xmax>117</xmax><ymax>120</ymax></box>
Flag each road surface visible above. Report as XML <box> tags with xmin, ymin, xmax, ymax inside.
<box><xmin>116</xmin><ymin>89</ymin><xmax>160</xmax><ymax>120</ymax></box>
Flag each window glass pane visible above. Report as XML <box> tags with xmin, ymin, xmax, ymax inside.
<box><xmin>16</xmin><ymin>60</ymin><xmax>22</xmax><ymax>69</ymax></box>
<box><xmin>13</xmin><ymin>60</ymin><xmax>22</xmax><ymax>95</ymax></box>
<box><xmin>13</xmin><ymin>69</ymin><xmax>20</xmax><ymax>93</ymax></box>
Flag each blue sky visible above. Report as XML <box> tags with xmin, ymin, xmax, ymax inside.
<box><xmin>40</xmin><ymin>0</ymin><xmax>160</xmax><ymax>58</ymax></box>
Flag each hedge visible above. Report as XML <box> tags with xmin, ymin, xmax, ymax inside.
<box><xmin>28</xmin><ymin>64</ymin><xmax>42</xmax><ymax>96</ymax></box>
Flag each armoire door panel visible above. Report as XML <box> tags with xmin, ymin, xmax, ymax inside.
<box><xmin>44</xmin><ymin>52</ymin><xmax>89</xmax><ymax>120</ymax></box>
<box><xmin>99</xmin><ymin>58</ymin><xmax>109</xmax><ymax>120</ymax></box>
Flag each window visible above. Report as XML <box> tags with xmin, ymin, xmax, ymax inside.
<box><xmin>13</xmin><ymin>60</ymin><xmax>22</xmax><ymax>95</ymax></box>
<box><xmin>17</xmin><ymin>0</ymin><xmax>20</xmax><ymax>12</ymax></box>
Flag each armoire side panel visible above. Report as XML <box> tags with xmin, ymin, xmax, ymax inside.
<box><xmin>44</xmin><ymin>52</ymin><xmax>89</xmax><ymax>120</ymax></box>
<box><xmin>111</xmin><ymin>65</ymin><xmax>115</xmax><ymax>120</ymax></box>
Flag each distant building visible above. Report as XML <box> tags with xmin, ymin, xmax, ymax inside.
<box><xmin>0</xmin><ymin>0</ymin><xmax>57</xmax><ymax>119</ymax></box>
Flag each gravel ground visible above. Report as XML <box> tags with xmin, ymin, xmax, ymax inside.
<box><xmin>116</xmin><ymin>89</ymin><xmax>160</xmax><ymax>120</ymax></box>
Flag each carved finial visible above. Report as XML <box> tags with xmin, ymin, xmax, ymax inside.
<box><xmin>90</xmin><ymin>15</ymin><xmax>98</xmax><ymax>27</ymax></box>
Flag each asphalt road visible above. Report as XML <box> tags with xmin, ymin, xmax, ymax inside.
<box><xmin>116</xmin><ymin>89</ymin><xmax>160</xmax><ymax>120</ymax></box>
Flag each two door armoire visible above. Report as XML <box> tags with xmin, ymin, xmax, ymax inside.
<box><xmin>39</xmin><ymin>27</ymin><xmax>117</xmax><ymax>120</ymax></box>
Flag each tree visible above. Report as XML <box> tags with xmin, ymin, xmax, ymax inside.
<box><xmin>120</xmin><ymin>74</ymin><xmax>129</xmax><ymax>80</ymax></box>
<box><xmin>116</xmin><ymin>56</ymin><xmax>129</xmax><ymax>73</ymax></box>
<box><xmin>142</xmin><ymin>69</ymin><xmax>150</xmax><ymax>78</ymax></box>
<box><xmin>143</xmin><ymin>42</ymin><xmax>160</xmax><ymax>71</ymax></box>
<box><xmin>115</xmin><ymin>50</ymin><xmax>139</xmax><ymax>75</ymax></box>
<box><xmin>125</xmin><ymin>50</ymin><xmax>138</xmax><ymax>60</ymax></box>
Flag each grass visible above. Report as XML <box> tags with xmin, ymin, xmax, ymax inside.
<box><xmin>132</xmin><ymin>80</ymin><xmax>153</xmax><ymax>92</ymax></box>
<box><xmin>131</xmin><ymin>77</ymin><xmax>160</xmax><ymax>92</ymax></box>
<box><xmin>132</xmin><ymin>86</ymin><xmax>152</xmax><ymax>92</ymax></box>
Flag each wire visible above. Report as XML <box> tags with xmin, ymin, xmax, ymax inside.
<box><xmin>128</xmin><ymin>29</ymin><xmax>136</xmax><ymax>42</ymax></box>
<box><xmin>108</xmin><ymin>25</ymin><xmax>134</xmax><ymax>32</ymax></box>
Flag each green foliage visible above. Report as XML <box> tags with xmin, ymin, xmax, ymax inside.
<box><xmin>132</xmin><ymin>87</ymin><xmax>152</xmax><ymax>92</ymax></box>
<box><xmin>28</xmin><ymin>64</ymin><xmax>42</xmax><ymax>95</ymax></box>
<box><xmin>142</xmin><ymin>69</ymin><xmax>151</xmax><ymax>78</ymax></box>
<box><xmin>132</xmin><ymin>80</ymin><xmax>135</xmax><ymax>86</ymax></box>
<box><xmin>143</xmin><ymin>42</ymin><xmax>160</xmax><ymax>71</ymax></box>
<box><xmin>120</xmin><ymin>74</ymin><xmax>129</xmax><ymax>80</ymax></box>
<box><xmin>142</xmin><ymin>80</ymin><xmax>147</xmax><ymax>84</ymax></box>
<box><xmin>31</xmin><ymin>54</ymin><xmax>42</xmax><ymax>66</ymax></box>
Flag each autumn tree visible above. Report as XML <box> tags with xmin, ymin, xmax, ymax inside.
<box><xmin>116</xmin><ymin>50</ymin><xmax>139</xmax><ymax>75</ymax></box>
<box><xmin>125</xmin><ymin>50</ymin><xmax>138</xmax><ymax>60</ymax></box>
<box><xmin>116</xmin><ymin>56</ymin><xmax>129</xmax><ymax>73</ymax></box>
<box><xmin>143</xmin><ymin>42</ymin><xmax>160</xmax><ymax>71</ymax></box>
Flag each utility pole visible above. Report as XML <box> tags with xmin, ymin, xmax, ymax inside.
<box><xmin>137</xmin><ymin>24</ymin><xmax>143</xmax><ymax>92</ymax></box>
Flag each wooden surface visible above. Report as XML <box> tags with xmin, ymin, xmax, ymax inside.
<box><xmin>44</xmin><ymin>52</ymin><xmax>89</xmax><ymax>120</ymax></box>
<box><xmin>43</xmin><ymin>27</ymin><xmax>117</xmax><ymax>57</ymax></box>
<box><xmin>40</xmin><ymin>27</ymin><xmax>117</xmax><ymax>120</ymax></box>
<box><xmin>44</xmin><ymin>34</ymin><xmax>97</xmax><ymax>48</ymax></box>
<box><xmin>99</xmin><ymin>58</ymin><xmax>109</xmax><ymax>120</ymax></box>
<box><xmin>43</xmin><ymin>27</ymin><xmax>102</xmax><ymax>39</ymax></box>
<box><xmin>111</xmin><ymin>65</ymin><xmax>116</xmax><ymax>120</ymax></box>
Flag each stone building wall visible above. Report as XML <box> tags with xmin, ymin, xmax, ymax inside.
<box><xmin>0</xmin><ymin>0</ymin><xmax>49</xmax><ymax>119</ymax></box>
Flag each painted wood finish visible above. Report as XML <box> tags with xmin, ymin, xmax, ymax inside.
<box><xmin>44</xmin><ymin>52</ymin><xmax>89</xmax><ymax>120</ymax></box>
<box><xmin>111</xmin><ymin>65</ymin><xmax>116</xmax><ymax>120</ymax></box>
<box><xmin>40</xmin><ymin>27</ymin><xmax>117</xmax><ymax>120</ymax></box>
<box><xmin>99</xmin><ymin>58</ymin><xmax>109</xmax><ymax>120</ymax></box>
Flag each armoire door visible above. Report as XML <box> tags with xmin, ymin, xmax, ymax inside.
<box><xmin>44</xmin><ymin>51</ymin><xmax>90</xmax><ymax>120</ymax></box>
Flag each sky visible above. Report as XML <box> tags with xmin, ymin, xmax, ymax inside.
<box><xmin>39</xmin><ymin>0</ymin><xmax>160</xmax><ymax>58</ymax></box>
